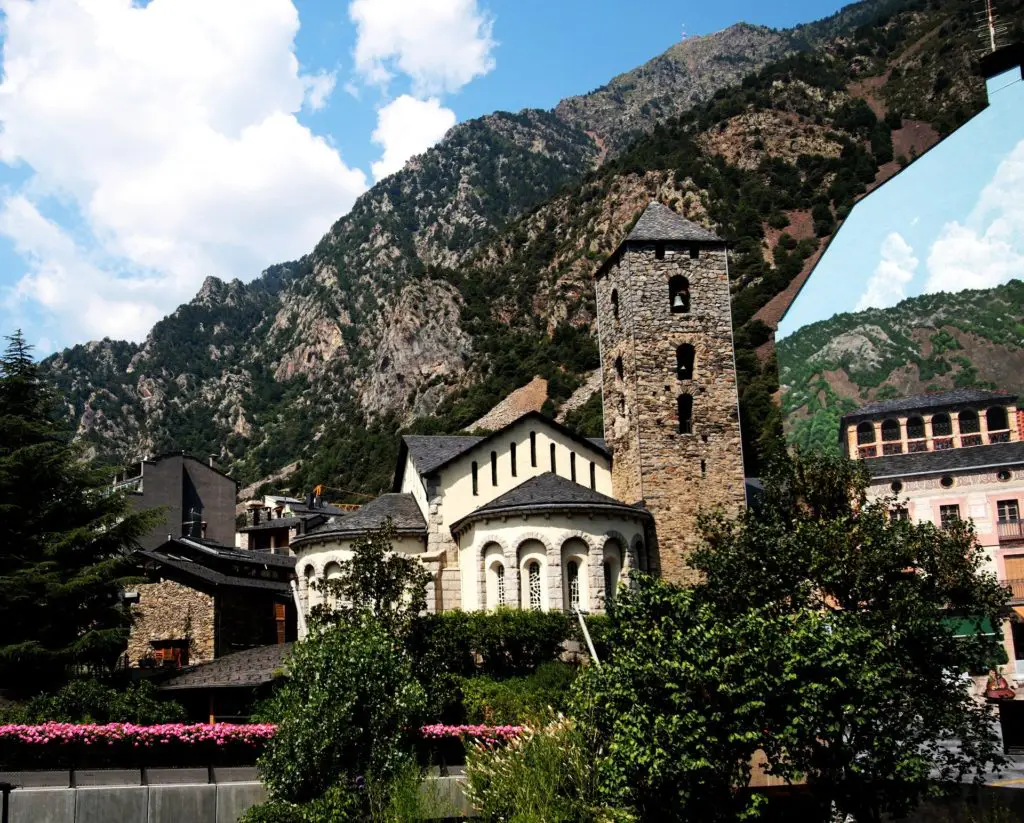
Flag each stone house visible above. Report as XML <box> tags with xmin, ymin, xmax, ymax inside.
<box><xmin>290</xmin><ymin>203</ymin><xmax>748</xmax><ymax>632</ymax></box>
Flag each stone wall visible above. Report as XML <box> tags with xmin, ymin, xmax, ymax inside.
<box><xmin>596</xmin><ymin>242</ymin><xmax>746</xmax><ymax>584</ymax></box>
<box><xmin>127</xmin><ymin>580</ymin><xmax>215</xmax><ymax>666</ymax></box>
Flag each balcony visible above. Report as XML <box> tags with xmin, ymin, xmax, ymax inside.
<box><xmin>1004</xmin><ymin>578</ymin><xmax>1024</xmax><ymax>603</ymax></box>
<box><xmin>998</xmin><ymin>520</ymin><xmax>1024</xmax><ymax>542</ymax></box>
<box><xmin>991</xmin><ymin>430</ymin><xmax>1011</xmax><ymax>444</ymax></box>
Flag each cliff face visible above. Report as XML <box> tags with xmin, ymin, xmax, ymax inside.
<box><xmin>779</xmin><ymin>281</ymin><xmax>1024</xmax><ymax>453</ymax></box>
<box><xmin>40</xmin><ymin>0</ymin><xmax>1018</xmax><ymax>498</ymax></box>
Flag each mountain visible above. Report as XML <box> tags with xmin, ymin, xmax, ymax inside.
<box><xmin>40</xmin><ymin>0</ymin><xmax>1023</xmax><ymax>499</ymax></box>
<box><xmin>779</xmin><ymin>280</ymin><xmax>1024</xmax><ymax>454</ymax></box>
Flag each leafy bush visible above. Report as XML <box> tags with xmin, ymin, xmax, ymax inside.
<box><xmin>0</xmin><ymin>679</ymin><xmax>186</xmax><ymax>725</ymax></box>
<box><xmin>461</xmin><ymin>663</ymin><xmax>577</xmax><ymax>724</ymax></box>
<box><xmin>257</xmin><ymin>616</ymin><xmax>426</xmax><ymax>804</ymax></box>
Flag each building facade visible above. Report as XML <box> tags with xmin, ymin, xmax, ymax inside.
<box><xmin>841</xmin><ymin>388</ymin><xmax>1024</xmax><ymax>677</ymax></box>
<box><xmin>288</xmin><ymin>203</ymin><xmax>748</xmax><ymax>632</ymax></box>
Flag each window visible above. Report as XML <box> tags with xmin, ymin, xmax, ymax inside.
<box><xmin>472</xmin><ymin>462</ymin><xmax>479</xmax><ymax>496</ymax></box>
<box><xmin>669</xmin><ymin>275</ymin><xmax>690</xmax><ymax>313</ymax></box>
<box><xmin>570</xmin><ymin>453</ymin><xmax>577</xmax><ymax>483</ymax></box>
<box><xmin>906</xmin><ymin>416</ymin><xmax>925</xmax><ymax>439</ymax></box>
<box><xmin>677</xmin><ymin>394</ymin><xmax>693</xmax><ymax>435</ymax></box>
<box><xmin>611</xmin><ymin>289</ymin><xmax>619</xmax><ymax>320</ymax></box>
<box><xmin>890</xmin><ymin>480</ymin><xmax>903</xmax><ymax>494</ymax></box>
<box><xmin>998</xmin><ymin>500</ymin><xmax>1020</xmax><ymax>524</ymax></box>
<box><xmin>604</xmin><ymin>562</ymin><xmax>615</xmax><ymax>605</ymax></box>
<box><xmin>856</xmin><ymin>422</ymin><xmax>875</xmax><ymax>445</ymax></box>
<box><xmin>615</xmin><ymin>356</ymin><xmax>624</xmax><ymax>379</ymax></box>
<box><xmin>940</xmin><ymin>504</ymin><xmax>961</xmax><ymax>529</ymax></box>
<box><xmin>550</xmin><ymin>443</ymin><xmax>557</xmax><ymax>473</ymax></box>
<box><xmin>988</xmin><ymin>406</ymin><xmax>1009</xmax><ymax>431</ymax></box>
<box><xmin>676</xmin><ymin>344</ymin><xmax>695</xmax><ymax>380</ymax></box>
<box><xmin>689</xmin><ymin>247</ymin><xmax>699</xmax><ymax>260</ymax></box>
<box><xmin>932</xmin><ymin>413</ymin><xmax>952</xmax><ymax>437</ymax></box>
<box><xmin>589</xmin><ymin>462</ymin><xmax>596</xmax><ymax>490</ymax></box>
<box><xmin>890</xmin><ymin>506</ymin><xmax>910</xmax><ymax>522</ymax></box>
<box><xmin>527</xmin><ymin>562</ymin><xmax>542</xmax><ymax>610</ymax></box>
<box><xmin>940</xmin><ymin>475</ymin><xmax>954</xmax><ymax>488</ymax></box>
<box><xmin>495</xmin><ymin>565</ymin><xmax>505</xmax><ymax>606</ymax></box>
<box><xmin>959</xmin><ymin>409</ymin><xmax>980</xmax><ymax>434</ymax></box>
<box><xmin>510</xmin><ymin>442</ymin><xmax>517</xmax><ymax>477</ymax></box>
<box><xmin>491</xmin><ymin>451</ymin><xmax>498</xmax><ymax>486</ymax></box>
<box><xmin>881</xmin><ymin>419</ymin><xmax>900</xmax><ymax>441</ymax></box>
<box><xmin>530</xmin><ymin>432</ymin><xmax>537</xmax><ymax>467</ymax></box>
<box><xmin>655</xmin><ymin>243</ymin><xmax>665</xmax><ymax>260</ymax></box>
<box><xmin>567</xmin><ymin>561</ymin><xmax>580</xmax><ymax>609</ymax></box>
<box><xmin>998</xmin><ymin>470</ymin><xmax>1013</xmax><ymax>482</ymax></box>
<box><xmin>701</xmin><ymin>459</ymin><xmax>707</xmax><ymax>477</ymax></box>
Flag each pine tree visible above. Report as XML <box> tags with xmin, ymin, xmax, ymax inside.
<box><xmin>0</xmin><ymin>330</ymin><xmax>159</xmax><ymax>694</ymax></box>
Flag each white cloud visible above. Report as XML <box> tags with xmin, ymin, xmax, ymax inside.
<box><xmin>0</xmin><ymin>0</ymin><xmax>368</xmax><ymax>344</ymax></box>
<box><xmin>925</xmin><ymin>138</ymin><xmax>1024</xmax><ymax>294</ymax></box>
<box><xmin>349</xmin><ymin>0</ymin><xmax>496</xmax><ymax>96</ymax></box>
<box><xmin>855</xmin><ymin>232</ymin><xmax>919</xmax><ymax>311</ymax></box>
<box><xmin>371</xmin><ymin>95</ymin><xmax>456</xmax><ymax>181</ymax></box>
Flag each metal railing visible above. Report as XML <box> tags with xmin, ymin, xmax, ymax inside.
<box><xmin>998</xmin><ymin>521</ymin><xmax>1024</xmax><ymax>541</ymax></box>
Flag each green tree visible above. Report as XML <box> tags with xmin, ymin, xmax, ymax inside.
<box><xmin>694</xmin><ymin>449</ymin><xmax>1008</xmax><ymax>822</ymax></box>
<box><xmin>0</xmin><ymin>331</ymin><xmax>160</xmax><ymax>693</ymax></box>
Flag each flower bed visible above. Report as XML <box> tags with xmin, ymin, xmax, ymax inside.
<box><xmin>0</xmin><ymin>722</ymin><xmax>524</xmax><ymax>771</ymax></box>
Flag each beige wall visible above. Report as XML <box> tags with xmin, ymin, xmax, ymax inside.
<box><xmin>400</xmin><ymin>455</ymin><xmax>431</xmax><ymax>518</ymax></box>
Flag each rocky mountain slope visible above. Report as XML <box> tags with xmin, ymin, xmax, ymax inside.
<box><xmin>40</xmin><ymin>0</ymin><xmax>1022</xmax><ymax>499</ymax></box>
<box><xmin>779</xmin><ymin>280</ymin><xmax>1024</xmax><ymax>453</ymax></box>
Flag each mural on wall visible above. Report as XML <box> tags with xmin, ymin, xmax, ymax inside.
<box><xmin>776</xmin><ymin>59</ymin><xmax>1024</xmax><ymax>454</ymax></box>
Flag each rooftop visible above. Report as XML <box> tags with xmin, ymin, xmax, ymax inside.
<box><xmin>864</xmin><ymin>439</ymin><xmax>1024</xmax><ymax>480</ymax></box>
<box><xmin>624</xmin><ymin>201</ymin><xmax>723</xmax><ymax>243</ymax></box>
<box><xmin>294</xmin><ymin>493</ymin><xmax>426</xmax><ymax>545</ymax></box>
<box><xmin>159</xmin><ymin>643</ymin><xmax>293</xmax><ymax>691</ymax></box>
<box><xmin>844</xmin><ymin>389</ymin><xmax>1017</xmax><ymax>421</ymax></box>
<box><xmin>403</xmin><ymin>435</ymin><xmax>483</xmax><ymax>475</ymax></box>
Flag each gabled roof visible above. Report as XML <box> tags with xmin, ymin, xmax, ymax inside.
<box><xmin>392</xmin><ymin>410</ymin><xmax>611</xmax><ymax>492</ymax></box>
<box><xmin>291</xmin><ymin>493</ymin><xmax>426</xmax><ymax>547</ymax></box>
<box><xmin>159</xmin><ymin>643</ymin><xmax>293</xmax><ymax>691</ymax></box>
<box><xmin>596</xmin><ymin>201</ymin><xmax>724</xmax><ymax>278</ymax></box>
<box><xmin>843</xmin><ymin>389</ymin><xmax>1017</xmax><ymax>422</ymax></box>
<box><xmin>136</xmin><ymin>539</ymin><xmax>294</xmax><ymax>593</ymax></box>
<box><xmin>625</xmin><ymin>201</ymin><xmax>722</xmax><ymax>243</ymax></box>
<box><xmin>450</xmin><ymin>472</ymin><xmax>650</xmax><ymax>535</ymax></box>
<box><xmin>864</xmin><ymin>439</ymin><xmax>1024</xmax><ymax>481</ymax></box>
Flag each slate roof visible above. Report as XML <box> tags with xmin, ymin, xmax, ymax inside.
<box><xmin>172</xmin><ymin>537</ymin><xmax>295</xmax><ymax>568</ymax></box>
<box><xmin>136</xmin><ymin>550</ymin><xmax>294</xmax><ymax>593</ymax></box>
<box><xmin>237</xmin><ymin>515</ymin><xmax>306</xmax><ymax>533</ymax></box>
<box><xmin>844</xmin><ymin>389</ymin><xmax>1017</xmax><ymax>421</ymax></box>
<box><xmin>588</xmin><ymin>437</ymin><xmax>607</xmax><ymax>452</ymax></box>
<box><xmin>403</xmin><ymin>435</ymin><xmax>483</xmax><ymax>475</ymax></box>
<box><xmin>292</xmin><ymin>493</ymin><xmax>426</xmax><ymax>546</ymax></box>
<box><xmin>450</xmin><ymin>472</ymin><xmax>650</xmax><ymax>534</ymax></box>
<box><xmin>625</xmin><ymin>201</ymin><xmax>723</xmax><ymax>243</ymax></box>
<box><xmin>864</xmin><ymin>439</ymin><xmax>1024</xmax><ymax>480</ymax></box>
<box><xmin>159</xmin><ymin>643</ymin><xmax>293</xmax><ymax>691</ymax></box>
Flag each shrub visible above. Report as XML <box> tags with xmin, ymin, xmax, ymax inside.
<box><xmin>257</xmin><ymin>616</ymin><xmax>426</xmax><ymax>804</ymax></box>
<box><xmin>469</xmin><ymin>610</ymin><xmax>570</xmax><ymax>678</ymax></box>
<box><xmin>2</xmin><ymin>679</ymin><xmax>186</xmax><ymax>725</ymax></box>
<box><xmin>462</xmin><ymin>662</ymin><xmax>577</xmax><ymax>724</ymax></box>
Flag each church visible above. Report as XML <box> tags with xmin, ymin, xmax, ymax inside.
<box><xmin>291</xmin><ymin>202</ymin><xmax>747</xmax><ymax>628</ymax></box>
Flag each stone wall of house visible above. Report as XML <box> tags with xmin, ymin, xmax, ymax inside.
<box><xmin>596</xmin><ymin>242</ymin><xmax>746</xmax><ymax>584</ymax></box>
<box><xmin>127</xmin><ymin>580</ymin><xmax>215</xmax><ymax>665</ymax></box>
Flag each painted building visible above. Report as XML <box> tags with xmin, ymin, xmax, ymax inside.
<box><xmin>840</xmin><ymin>388</ymin><xmax>1024</xmax><ymax>675</ymax></box>
<box><xmin>290</xmin><ymin>203</ymin><xmax>747</xmax><ymax>631</ymax></box>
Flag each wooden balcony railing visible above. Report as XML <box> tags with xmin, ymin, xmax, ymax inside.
<box><xmin>1003</xmin><ymin>578</ymin><xmax>1024</xmax><ymax>602</ymax></box>
<box><xmin>998</xmin><ymin>520</ymin><xmax>1024</xmax><ymax>542</ymax></box>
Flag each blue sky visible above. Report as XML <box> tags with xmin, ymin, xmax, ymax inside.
<box><xmin>0</xmin><ymin>0</ymin><xmax>853</xmax><ymax>354</ymax></box>
<box><xmin>778</xmin><ymin>67</ymin><xmax>1024</xmax><ymax>339</ymax></box>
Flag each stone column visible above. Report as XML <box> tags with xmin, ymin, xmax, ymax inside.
<box><xmin>873</xmin><ymin>420</ymin><xmax>883</xmax><ymax>452</ymax></box>
<box><xmin>951</xmin><ymin>411</ymin><xmax>962</xmax><ymax>448</ymax></box>
<box><xmin>924</xmin><ymin>414</ymin><xmax>934</xmax><ymax>450</ymax></box>
<box><xmin>898</xmin><ymin>415</ymin><xmax>909</xmax><ymax>453</ymax></box>
<box><xmin>589</xmin><ymin>540</ymin><xmax>605</xmax><ymax>613</ymax></box>
<box><xmin>504</xmin><ymin>544</ymin><xmax>520</xmax><ymax>610</ymax></box>
<box><xmin>981</xmin><ymin>410</ymin><xmax>991</xmax><ymax>444</ymax></box>
<box><xmin>547</xmin><ymin>540</ymin><xmax>563</xmax><ymax>612</ymax></box>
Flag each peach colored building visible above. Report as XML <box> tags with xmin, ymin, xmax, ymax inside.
<box><xmin>840</xmin><ymin>388</ymin><xmax>1024</xmax><ymax>678</ymax></box>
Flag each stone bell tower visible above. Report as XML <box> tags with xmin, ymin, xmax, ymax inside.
<box><xmin>594</xmin><ymin>202</ymin><xmax>746</xmax><ymax>584</ymax></box>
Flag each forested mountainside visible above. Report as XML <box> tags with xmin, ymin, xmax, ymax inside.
<box><xmin>41</xmin><ymin>0</ymin><xmax>1023</xmax><ymax>500</ymax></box>
<box><xmin>780</xmin><ymin>280</ymin><xmax>1024</xmax><ymax>454</ymax></box>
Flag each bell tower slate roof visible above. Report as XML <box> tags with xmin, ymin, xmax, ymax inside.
<box><xmin>625</xmin><ymin>202</ymin><xmax>722</xmax><ymax>243</ymax></box>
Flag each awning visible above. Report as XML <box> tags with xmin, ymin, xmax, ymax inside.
<box><xmin>945</xmin><ymin>616</ymin><xmax>999</xmax><ymax>638</ymax></box>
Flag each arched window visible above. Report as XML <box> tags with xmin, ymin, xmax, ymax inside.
<box><xmin>324</xmin><ymin>561</ymin><xmax>343</xmax><ymax>609</ymax></box>
<box><xmin>510</xmin><ymin>441</ymin><xmax>517</xmax><ymax>476</ymax></box>
<box><xmin>881</xmin><ymin>419</ymin><xmax>900</xmax><ymax>441</ymax></box>
<box><xmin>527</xmin><ymin>561</ymin><xmax>542</xmax><ymax>611</ymax></box>
<box><xmin>988</xmin><ymin>406</ymin><xmax>1009</xmax><ymax>431</ymax></box>
<box><xmin>603</xmin><ymin>562</ymin><xmax>614</xmax><ymax>606</ymax></box>
<box><xmin>495</xmin><ymin>565</ymin><xmax>505</xmax><ymax>607</ymax></box>
<box><xmin>530</xmin><ymin>432</ymin><xmax>537</xmax><ymax>467</ymax></box>
<box><xmin>906</xmin><ymin>416</ymin><xmax>925</xmax><ymax>439</ymax></box>
<box><xmin>932</xmin><ymin>413</ymin><xmax>952</xmax><ymax>437</ymax></box>
<box><xmin>550</xmin><ymin>443</ymin><xmax>557</xmax><ymax>473</ymax></box>
<box><xmin>491</xmin><ymin>451</ymin><xmax>498</xmax><ymax>486</ymax></box>
<box><xmin>484</xmin><ymin>544</ymin><xmax>505</xmax><ymax>611</ymax></box>
<box><xmin>603</xmin><ymin>539</ymin><xmax>623</xmax><ymax>608</ymax></box>
<box><xmin>669</xmin><ymin>275</ymin><xmax>690</xmax><ymax>313</ymax></box>
<box><xmin>303</xmin><ymin>565</ymin><xmax>316</xmax><ymax>609</ymax></box>
<box><xmin>566</xmin><ymin>561</ymin><xmax>580</xmax><ymax>610</ymax></box>
<box><xmin>677</xmin><ymin>394</ymin><xmax>693</xmax><ymax>434</ymax></box>
<box><xmin>611</xmin><ymin>289</ymin><xmax>619</xmax><ymax>320</ymax></box>
<box><xmin>959</xmin><ymin>409</ymin><xmax>980</xmax><ymax>434</ymax></box>
<box><xmin>676</xmin><ymin>344</ymin><xmax>695</xmax><ymax>380</ymax></box>
<box><xmin>471</xmin><ymin>461</ymin><xmax>479</xmax><ymax>496</ymax></box>
<box><xmin>570</xmin><ymin>452</ymin><xmax>577</xmax><ymax>482</ymax></box>
<box><xmin>856</xmin><ymin>422</ymin><xmax>875</xmax><ymax>444</ymax></box>
<box><xmin>615</xmin><ymin>356</ymin><xmax>624</xmax><ymax>379</ymax></box>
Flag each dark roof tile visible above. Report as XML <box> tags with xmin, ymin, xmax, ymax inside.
<box><xmin>845</xmin><ymin>389</ymin><xmax>1016</xmax><ymax>420</ymax></box>
<box><xmin>864</xmin><ymin>440</ymin><xmax>1024</xmax><ymax>480</ymax></box>
<box><xmin>294</xmin><ymin>493</ymin><xmax>426</xmax><ymax>544</ymax></box>
<box><xmin>159</xmin><ymin>644</ymin><xmax>293</xmax><ymax>691</ymax></box>
<box><xmin>625</xmin><ymin>202</ymin><xmax>722</xmax><ymax>243</ymax></box>
<box><xmin>402</xmin><ymin>435</ymin><xmax>482</xmax><ymax>474</ymax></box>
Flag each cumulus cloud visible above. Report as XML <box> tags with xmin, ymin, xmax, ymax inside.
<box><xmin>855</xmin><ymin>232</ymin><xmax>919</xmax><ymax>311</ymax></box>
<box><xmin>371</xmin><ymin>95</ymin><xmax>456</xmax><ymax>181</ymax></box>
<box><xmin>0</xmin><ymin>0</ymin><xmax>368</xmax><ymax>344</ymax></box>
<box><xmin>925</xmin><ymin>138</ymin><xmax>1024</xmax><ymax>294</ymax></box>
<box><xmin>349</xmin><ymin>0</ymin><xmax>496</xmax><ymax>96</ymax></box>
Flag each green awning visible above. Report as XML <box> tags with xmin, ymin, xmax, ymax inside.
<box><xmin>945</xmin><ymin>616</ymin><xmax>998</xmax><ymax>638</ymax></box>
